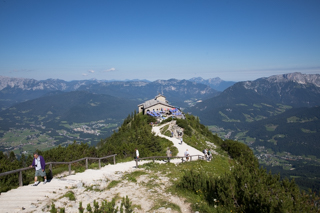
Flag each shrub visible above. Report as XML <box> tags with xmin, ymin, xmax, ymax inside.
<box><xmin>179</xmin><ymin>164</ymin><xmax>320</xmax><ymax>213</ymax></box>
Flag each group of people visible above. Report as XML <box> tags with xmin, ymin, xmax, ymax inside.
<box><xmin>203</xmin><ymin>148</ymin><xmax>213</xmax><ymax>161</ymax></box>
<box><xmin>170</xmin><ymin>130</ymin><xmax>183</xmax><ymax>145</ymax></box>
<box><xmin>166</xmin><ymin>148</ymin><xmax>189</xmax><ymax>162</ymax></box>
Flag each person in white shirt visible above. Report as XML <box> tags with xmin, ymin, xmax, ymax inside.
<box><xmin>184</xmin><ymin>149</ymin><xmax>190</xmax><ymax>161</ymax></box>
<box><xmin>135</xmin><ymin>148</ymin><xmax>139</xmax><ymax>161</ymax></box>
<box><xmin>29</xmin><ymin>152</ymin><xmax>47</xmax><ymax>186</ymax></box>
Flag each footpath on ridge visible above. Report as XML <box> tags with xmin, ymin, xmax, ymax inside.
<box><xmin>152</xmin><ymin>123</ymin><xmax>204</xmax><ymax>158</ymax></box>
<box><xmin>0</xmin><ymin>123</ymin><xmax>205</xmax><ymax>213</ymax></box>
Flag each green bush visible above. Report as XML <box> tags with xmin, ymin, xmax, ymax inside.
<box><xmin>179</xmin><ymin>164</ymin><xmax>320</xmax><ymax>213</ymax></box>
<box><xmin>176</xmin><ymin>119</ymin><xmax>192</xmax><ymax>136</ymax></box>
<box><xmin>220</xmin><ymin>139</ymin><xmax>259</xmax><ymax>169</ymax></box>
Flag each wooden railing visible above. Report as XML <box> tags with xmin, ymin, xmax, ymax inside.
<box><xmin>134</xmin><ymin>155</ymin><xmax>203</xmax><ymax>168</ymax></box>
<box><xmin>0</xmin><ymin>154</ymin><xmax>117</xmax><ymax>187</ymax></box>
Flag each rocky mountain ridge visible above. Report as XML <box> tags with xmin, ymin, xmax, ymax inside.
<box><xmin>244</xmin><ymin>72</ymin><xmax>320</xmax><ymax>89</ymax></box>
<box><xmin>0</xmin><ymin>76</ymin><xmax>219</xmax><ymax>109</ymax></box>
<box><xmin>189</xmin><ymin>77</ymin><xmax>236</xmax><ymax>91</ymax></box>
<box><xmin>265</xmin><ymin>72</ymin><xmax>320</xmax><ymax>86</ymax></box>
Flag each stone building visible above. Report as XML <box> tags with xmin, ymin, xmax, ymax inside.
<box><xmin>138</xmin><ymin>94</ymin><xmax>175</xmax><ymax>114</ymax></box>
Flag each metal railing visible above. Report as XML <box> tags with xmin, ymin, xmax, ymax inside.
<box><xmin>134</xmin><ymin>154</ymin><xmax>203</xmax><ymax>168</ymax></box>
<box><xmin>0</xmin><ymin>154</ymin><xmax>117</xmax><ymax>187</ymax></box>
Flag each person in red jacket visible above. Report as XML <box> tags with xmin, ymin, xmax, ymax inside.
<box><xmin>29</xmin><ymin>152</ymin><xmax>47</xmax><ymax>186</ymax></box>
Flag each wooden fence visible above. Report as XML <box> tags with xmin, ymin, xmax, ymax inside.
<box><xmin>0</xmin><ymin>154</ymin><xmax>117</xmax><ymax>187</ymax></box>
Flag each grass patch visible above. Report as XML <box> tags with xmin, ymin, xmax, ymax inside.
<box><xmin>150</xmin><ymin>199</ymin><xmax>181</xmax><ymax>213</ymax></box>
<box><xmin>160</xmin><ymin>124</ymin><xmax>170</xmax><ymax>135</ymax></box>
<box><xmin>85</xmin><ymin>184</ymin><xmax>102</xmax><ymax>192</ymax></box>
<box><xmin>123</xmin><ymin>170</ymin><xmax>147</xmax><ymax>180</ymax></box>
<box><xmin>106</xmin><ymin>180</ymin><xmax>121</xmax><ymax>190</ymax></box>
<box><xmin>62</xmin><ymin>191</ymin><xmax>76</xmax><ymax>201</ymax></box>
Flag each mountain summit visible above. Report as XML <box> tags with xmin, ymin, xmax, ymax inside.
<box><xmin>253</xmin><ymin>72</ymin><xmax>320</xmax><ymax>86</ymax></box>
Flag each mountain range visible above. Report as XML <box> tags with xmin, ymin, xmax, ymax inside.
<box><xmin>189</xmin><ymin>72</ymin><xmax>320</xmax><ymax>126</ymax></box>
<box><xmin>0</xmin><ymin>76</ymin><xmax>222</xmax><ymax>110</ymax></box>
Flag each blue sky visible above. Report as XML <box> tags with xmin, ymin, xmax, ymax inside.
<box><xmin>0</xmin><ymin>0</ymin><xmax>319</xmax><ymax>82</ymax></box>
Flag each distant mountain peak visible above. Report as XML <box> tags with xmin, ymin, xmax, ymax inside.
<box><xmin>189</xmin><ymin>77</ymin><xmax>235</xmax><ymax>91</ymax></box>
<box><xmin>264</xmin><ymin>72</ymin><xmax>320</xmax><ymax>87</ymax></box>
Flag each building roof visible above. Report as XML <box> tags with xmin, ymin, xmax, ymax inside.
<box><xmin>155</xmin><ymin>93</ymin><xmax>166</xmax><ymax>99</ymax></box>
<box><xmin>138</xmin><ymin>98</ymin><xmax>174</xmax><ymax>109</ymax></box>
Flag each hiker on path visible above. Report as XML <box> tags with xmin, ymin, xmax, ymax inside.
<box><xmin>207</xmin><ymin>149</ymin><xmax>212</xmax><ymax>161</ymax></box>
<box><xmin>203</xmin><ymin>148</ymin><xmax>207</xmax><ymax>159</ymax></box>
<box><xmin>180</xmin><ymin>137</ymin><xmax>183</xmax><ymax>145</ymax></box>
<box><xmin>135</xmin><ymin>148</ymin><xmax>139</xmax><ymax>161</ymax></box>
<box><xmin>29</xmin><ymin>152</ymin><xmax>47</xmax><ymax>186</ymax></box>
<box><xmin>184</xmin><ymin>149</ymin><xmax>190</xmax><ymax>161</ymax></box>
<box><xmin>171</xmin><ymin>131</ymin><xmax>173</xmax><ymax>138</ymax></box>
<box><xmin>166</xmin><ymin>148</ymin><xmax>172</xmax><ymax>163</ymax></box>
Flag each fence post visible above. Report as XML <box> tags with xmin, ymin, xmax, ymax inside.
<box><xmin>86</xmin><ymin>158</ymin><xmax>88</xmax><ymax>169</ymax></box>
<box><xmin>113</xmin><ymin>155</ymin><xmax>116</xmax><ymax>165</ymax></box>
<box><xmin>153</xmin><ymin>157</ymin><xmax>155</xmax><ymax>163</ymax></box>
<box><xmin>181</xmin><ymin>157</ymin><xmax>184</xmax><ymax>163</ymax></box>
<box><xmin>49</xmin><ymin>163</ymin><xmax>52</xmax><ymax>171</ymax></box>
<box><xmin>190</xmin><ymin>156</ymin><xmax>192</xmax><ymax>161</ymax></box>
<box><xmin>135</xmin><ymin>159</ymin><xmax>139</xmax><ymax>168</ymax></box>
<box><xmin>99</xmin><ymin>159</ymin><xmax>101</xmax><ymax>169</ymax></box>
<box><xmin>19</xmin><ymin>171</ymin><xmax>23</xmax><ymax>186</ymax></box>
<box><xmin>69</xmin><ymin>163</ymin><xmax>71</xmax><ymax>175</ymax></box>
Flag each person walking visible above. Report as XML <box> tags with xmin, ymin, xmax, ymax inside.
<box><xmin>184</xmin><ymin>149</ymin><xmax>190</xmax><ymax>162</ymax></box>
<box><xmin>135</xmin><ymin>148</ymin><xmax>139</xmax><ymax>161</ymax></box>
<box><xmin>208</xmin><ymin>149</ymin><xmax>212</xmax><ymax>161</ymax></box>
<box><xmin>203</xmin><ymin>148</ymin><xmax>207</xmax><ymax>160</ymax></box>
<box><xmin>180</xmin><ymin>137</ymin><xmax>183</xmax><ymax>145</ymax></box>
<box><xmin>30</xmin><ymin>152</ymin><xmax>47</xmax><ymax>186</ymax></box>
<box><xmin>166</xmin><ymin>148</ymin><xmax>171</xmax><ymax>163</ymax></box>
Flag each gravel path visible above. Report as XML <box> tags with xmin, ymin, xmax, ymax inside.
<box><xmin>152</xmin><ymin>123</ymin><xmax>204</xmax><ymax>158</ymax></box>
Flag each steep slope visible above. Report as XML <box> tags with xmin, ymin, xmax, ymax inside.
<box><xmin>241</xmin><ymin>72</ymin><xmax>320</xmax><ymax>107</ymax></box>
<box><xmin>188</xmin><ymin>82</ymin><xmax>284</xmax><ymax>129</ymax></box>
<box><xmin>189</xmin><ymin>72</ymin><xmax>320</xmax><ymax>128</ymax></box>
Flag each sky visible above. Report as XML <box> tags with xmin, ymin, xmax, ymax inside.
<box><xmin>0</xmin><ymin>0</ymin><xmax>319</xmax><ymax>82</ymax></box>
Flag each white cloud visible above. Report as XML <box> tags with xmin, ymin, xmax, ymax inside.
<box><xmin>103</xmin><ymin>67</ymin><xmax>116</xmax><ymax>72</ymax></box>
<box><xmin>88</xmin><ymin>70</ymin><xmax>95</xmax><ymax>73</ymax></box>
<box><xmin>82</xmin><ymin>73</ymin><xmax>88</xmax><ymax>76</ymax></box>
